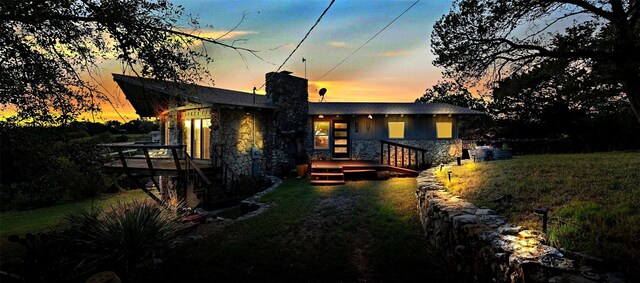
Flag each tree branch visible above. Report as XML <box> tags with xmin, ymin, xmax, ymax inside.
<box><xmin>555</xmin><ymin>0</ymin><xmax>615</xmax><ymax>20</ymax></box>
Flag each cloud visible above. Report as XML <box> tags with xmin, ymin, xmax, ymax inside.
<box><xmin>369</xmin><ymin>50</ymin><xmax>413</xmax><ymax>57</ymax></box>
<box><xmin>329</xmin><ymin>41</ymin><xmax>346</xmax><ymax>47</ymax></box>
<box><xmin>190</xmin><ymin>29</ymin><xmax>257</xmax><ymax>40</ymax></box>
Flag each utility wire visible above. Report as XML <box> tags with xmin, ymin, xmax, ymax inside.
<box><xmin>317</xmin><ymin>0</ymin><xmax>420</xmax><ymax>81</ymax></box>
<box><xmin>257</xmin><ymin>0</ymin><xmax>336</xmax><ymax>91</ymax></box>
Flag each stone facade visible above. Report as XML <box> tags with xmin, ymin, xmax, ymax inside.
<box><xmin>307</xmin><ymin>137</ymin><xmax>462</xmax><ymax>166</ymax></box>
<box><xmin>265</xmin><ymin>72</ymin><xmax>309</xmax><ymax>173</ymax></box>
<box><xmin>415</xmin><ymin>167</ymin><xmax>625</xmax><ymax>283</ymax></box>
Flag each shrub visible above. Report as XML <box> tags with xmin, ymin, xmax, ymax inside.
<box><xmin>64</xmin><ymin>201</ymin><xmax>182</xmax><ymax>278</ymax></box>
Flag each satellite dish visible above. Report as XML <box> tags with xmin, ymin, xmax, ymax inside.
<box><xmin>319</xmin><ymin>88</ymin><xmax>327</xmax><ymax>102</ymax></box>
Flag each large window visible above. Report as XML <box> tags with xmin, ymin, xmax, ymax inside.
<box><xmin>314</xmin><ymin>121</ymin><xmax>329</xmax><ymax>149</ymax></box>
<box><xmin>436</xmin><ymin>122</ymin><xmax>453</xmax><ymax>139</ymax></box>
<box><xmin>388</xmin><ymin>122</ymin><xmax>405</xmax><ymax>139</ymax></box>
<box><xmin>183</xmin><ymin>118</ymin><xmax>211</xmax><ymax>159</ymax></box>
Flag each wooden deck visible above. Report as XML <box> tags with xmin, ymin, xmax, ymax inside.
<box><xmin>104</xmin><ymin>158</ymin><xmax>212</xmax><ymax>177</ymax></box>
<box><xmin>310</xmin><ymin>160</ymin><xmax>419</xmax><ymax>185</ymax></box>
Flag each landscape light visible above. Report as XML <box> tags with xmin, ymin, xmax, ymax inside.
<box><xmin>439</xmin><ymin>163</ymin><xmax>444</xmax><ymax>171</ymax></box>
<box><xmin>447</xmin><ymin>170</ymin><xmax>452</xmax><ymax>182</ymax></box>
<box><xmin>533</xmin><ymin>207</ymin><xmax>549</xmax><ymax>233</ymax></box>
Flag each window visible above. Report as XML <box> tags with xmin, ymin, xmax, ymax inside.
<box><xmin>436</xmin><ymin>122</ymin><xmax>453</xmax><ymax>139</ymax></box>
<box><xmin>388</xmin><ymin>122</ymin><xmax>405</xmax><ymax>139</ymax></box>
<box><xmin>183</xmin><ymin>118</ymin><xmax>212</xmax><ymax>159</ymax></box>
<box><xmin>314</xmin><ymin>121</ymin><xmax>329</xmax><ymax>149</ymax></box>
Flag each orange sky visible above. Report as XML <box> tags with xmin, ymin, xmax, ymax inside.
<box><xmin>2</xmin><ymin>1</ymin><xmax>456</xmax><ymax>122</ymax></box>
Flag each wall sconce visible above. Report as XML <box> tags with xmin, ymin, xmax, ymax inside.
<box><xmin>367</xmin><ymin>114</ymin><xmax>373</xmax><ymax>119</ymax></box>
<box><xmin>319</xmin><ymin>114</ymin><xmax>324</xmax><ymax>119</ymax></box>
<box><xmin>385</xmin><ymin>114</ymin><xmax>388</xmax><ymax>118</ymax></box>
<box><xmin>448</xmin><ymin>114</ymin><xmax>452</xmax><ymax>117</ymax></box>
<box><xmin>433</xmin><ymin>114</ymin><xmax>437</xmax><ymax>117</ymax></box>
<box><xmin>534</xmin><ymin>208</ymin><xmax>549</xmax><ymax>233</ymax></box>
<box><xmin>336</xmin><ymin>115</ymin><xmax>340</xmax><ymax>118</ymax></box>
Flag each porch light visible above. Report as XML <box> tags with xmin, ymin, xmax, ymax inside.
<box><xmin>368</xmin><ymin>114</ymin><xmax>373</xmax><ymax>119</ymax></box>
<box><xmin>385</xmin><ymin>114</ymin><xmax>388</xmax><ymax>117</ymax></box>
<box><xmin>448</xmin><ymin>114</ymin><xmax>452</xmax><ymax>117</ymax></box>
<box><xmin>319</xmin><ymin>114</ymin><xmax>324</xmax><ymax>119</ymax></box>
<box><xmin>433</xmin><ymin>114</ymin><xmax>437</xmax><ymax>117</ymax></box>
<box><xmin>400</xmin><ymin>114</ymin><xmax>404</xmax><ymax>117</ymax></box>
<box><xmin>336</xmin><ymin>115</ymin><xmax>340</xmax><ymax>118</ymax></box>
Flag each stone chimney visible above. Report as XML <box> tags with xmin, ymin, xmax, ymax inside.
<box><xmin>265</xmin><ymin>71</ymin><xmax>309</xmax><ymax>171</ymax></box>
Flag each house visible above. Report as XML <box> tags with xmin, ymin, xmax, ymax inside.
<box><xmin>109</xmin><ymin>71</ymin><xmax>483</xmax><ymax>207</ymax></box>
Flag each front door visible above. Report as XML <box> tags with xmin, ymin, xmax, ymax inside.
<box><xmin>332</xmin><ymin>120</ymin><xmax>350</xmax><ymax>159</ymax></box>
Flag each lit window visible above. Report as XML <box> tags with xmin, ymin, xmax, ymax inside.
<box><xmin>183</xmin><ymin>118</ymin><xmax>212</xmax><ymax>159</ymax></box>
<box><xmin>436</xmin><ymin>122</ymin><xmax>453</xmax><ymax>139</ymax></box>
<box><xmin>314</xmin><ymin>121</ymin><xmax>330</xmax><ymax>149</ymax></box>
<box><xmin>388</xmin><ymin>122</ymin><xmax>404</xmax><ymax>139</ymax></box>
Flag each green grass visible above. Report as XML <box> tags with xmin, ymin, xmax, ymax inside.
<box><xmin>436</xmin><ymin>152</ymin><xmax>640</xmax><ymax>280</ymax></box>
<box><xmin>0</xmin><ymin>189</ymin><xmax>150</xmax><ymax>263</ymax></box>
<box><xmin>147</xmin><ymin>178</ymin><xmax>461</xmax><ymax>282</ymax></box>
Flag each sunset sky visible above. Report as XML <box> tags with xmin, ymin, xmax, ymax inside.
<box><xmin>12</xmin><ymin>0</ymin><xmax>457</xmax><ymax>122</ymax></box>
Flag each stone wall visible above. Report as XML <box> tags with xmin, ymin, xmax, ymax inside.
<box><xmin>415</xmin><ymin>167</ymin><xmax>625</xmax><ymax>283</ymax></box>
<box><xmin>214</xmin><ymin>108</ymin><xmax>268</xmax><ymax>176</ymax></box>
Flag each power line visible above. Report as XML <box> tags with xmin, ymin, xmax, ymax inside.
<box><xmin>317</xmin><ymin>0</ymin><xmax>420</xmax><ymax>81</ymax></box>
<box><xmin>257</xmin><ymin>0</ymin><xmax>336</xmax><ymax>91</ymax></box>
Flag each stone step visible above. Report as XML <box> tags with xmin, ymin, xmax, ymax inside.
<box><xmin>310</xmin><ymin>179</ymin><xmax>345</xmax><ymax>185</ymax></box>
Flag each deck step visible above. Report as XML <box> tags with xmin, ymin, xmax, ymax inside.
<box><xmin>342</xmin><ymin>168</ymin><xmax>377</xmax><ymax>173</ymax></box>
<box><xmin>310</xmin><ymin>179</ymin><xmax>345</xmax><ymax>185</ymax></box>
<box><xmin>311</xmin><ymin>172</ymin><xmax>345</xmax><ymax>177</ymax></box>
<box><xmin>388</xmin><ymin>166</ymin><xmax>420</xmax><ymax>176</ymax></box>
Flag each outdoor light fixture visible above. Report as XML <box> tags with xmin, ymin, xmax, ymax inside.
<box><xmin>368</xmin><ymin>114</ymin><xmax>373</xmax><ymax>119</ymax></box>
<box><xmin>433</xmin><ymin>114</ymin><xmax>437</xmax><ymax>117</ymax></box>
<box><xmin>457</xmin><ymin>157</ymin><xmax>462</xmax><ymax>166</ymax></box>
<box><xmin>448</xmin><ymin>114</ymin><xmax>452</xmax><ymax>117</ymax></box>
<box><xmin>400</xmin><ymin>114</ymin><xmax>404</xmax><ymax>117</ymax></box>
<box><xmin>533</xmin><ymin>208</ymin><xmax>549</xmax><ymax>233</ymax></box>
<box><xmin>447</xmin><ymin>170</ymin><xmax>453</xmax><ymax>182</ymax></box>
<box><xmin>439</xmin><ymin>163</ymin><xmax>444</xmax><ymax>171</ymax></box>
<box><xmin>336</xmin><ymin>115</ymin><xmax>340</xmax><ymax>118</ymax></box>
<box><xmin>319</xmin><ymin>114</ymin><xmax>324</xmax><ymax>119</ymax></box>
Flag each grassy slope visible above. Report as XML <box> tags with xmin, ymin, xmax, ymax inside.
<box><xmin>0</xmin><ymin>189</ymin><xmax>150</xmax><ymax>262</ymax></box>
<box><xmin>436</xmin><ymin>152</ymin><xmax>640</xmax><ymax>278</ymax></box>
<box><xmin>150</xmin><ymin>178</ymin><xmax>461</xmax><ymax>282</ymax></box>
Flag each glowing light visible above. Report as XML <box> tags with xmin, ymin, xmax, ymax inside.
<box><xmin>319</xmin><ymin>114</ymin><xmax>324</xmax><ymax>119</ymax></box>
<box><xmin>367</xmin><ymin>114</ymin><xmax>372</xmax><ymax>119</ymax></box>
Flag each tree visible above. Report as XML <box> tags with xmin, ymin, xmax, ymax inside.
<box><xmin>491</xmin><ymin>58</ymin><xmax>640</xmax><ymax>147</ymax></box>
<box><xmin>416</xmin><ymin>80</ymin><xmax>487</xmax><ymax>111</ymax></box>
<box><xmin>431</xmin><ymin>0</ymin><xmax>640</xmax><ymax>122</ymax></box>
<box><xmin>416</xmin><ymin>80</ymin><xmax>492</xmax><ymax>138</ymax></box>
<box><xmin>0</xmin><ymin>0</ymin><xmax>259</xmax><ymax>124</ymax></box>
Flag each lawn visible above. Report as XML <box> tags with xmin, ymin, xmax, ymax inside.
<box><xmin>146</xmin><ymin>178</ymin><xmax>462</xmax><ymax>282</ymax></box>
<box><xmin>0</xmin><ymin>189</ymin><xmax>150</xmax><ymax>262</ymax></box>
<box><xmin>435</xmin><ymin>152</ymin><xmax>640</xmax><ymax>280</ymax></box>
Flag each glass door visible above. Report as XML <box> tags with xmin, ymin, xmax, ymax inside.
<box><xmin>332</xmin><ymin>120</ymin><xmax>349</xmax><ymax>159</ymax></box>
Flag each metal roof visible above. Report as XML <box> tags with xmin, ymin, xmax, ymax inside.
<box><xmin>113</xmin><ymin>74</ymin><xmax>274</xmax><ymax>117</ymax></box>
<box><xmin>308</xmin><ymin>102</ymin><xmax>485</xmax><ymax>115</ymax></box>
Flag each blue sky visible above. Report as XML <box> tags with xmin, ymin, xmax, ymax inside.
<box><xmin>104</xmin><ymin>0</ymin><xmax>455</xmax><ymax>120</ymax></box>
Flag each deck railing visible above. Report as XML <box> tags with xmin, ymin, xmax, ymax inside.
<box><xmin>211</xmin><ymin>144</ymin><xmax>238</xmax><ymax>192</ymax></box>
<box><xmin>379</xmin><ymin>140</ymin><xmax>428</xmax><ymax>170</ymax></box>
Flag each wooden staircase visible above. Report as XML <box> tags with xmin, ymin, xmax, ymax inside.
<box><xmin>310</xmin><ymin>163</ymin><xmax>345</xmax><ymax>185</ymax></box>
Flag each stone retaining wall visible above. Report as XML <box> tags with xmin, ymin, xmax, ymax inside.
<box><xmin>416</xmin><ymin>167</ymin><xmax>625</xmax><ymax>283</ymax></box>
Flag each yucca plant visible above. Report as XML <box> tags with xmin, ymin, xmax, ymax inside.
<box><xmin>65</xmin><ymin>200</ymin><xmax>183</xmax><ymax>278</ymax></box>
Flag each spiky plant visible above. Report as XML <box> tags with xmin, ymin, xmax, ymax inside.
<box><xmin>65</xmin><ymin>200</ymin><xmax>182</xmax><ymax>277</ymax></box>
